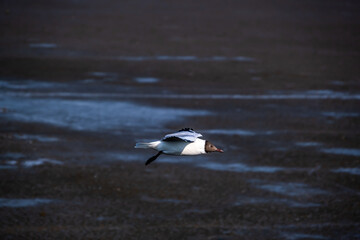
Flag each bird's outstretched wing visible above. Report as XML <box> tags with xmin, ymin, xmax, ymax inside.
<box><xmin>162</xmin><ymin>128</ymin><xmax>203</xmax><ymax>142</ymax></box>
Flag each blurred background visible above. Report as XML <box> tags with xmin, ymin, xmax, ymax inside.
<box><xmin>1</xmin><ymin>0</ymin><xmax>359</xmax><ymax>239</ymax></box>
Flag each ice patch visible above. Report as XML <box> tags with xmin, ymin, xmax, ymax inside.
<box><xmin>116</xmin><ymin>55</ymin><xmax>255</xmax><ymax>62</ymax></box>
<box><xmin>0</xmin><ymin>165</ymin><xmax>17</xmax><ymax>170</ymax></box>
<box><xmin>197</xmin><ymin>162</ymin><xmax>284</xmax><ymax>173</ymax></box>
<box><xmin>157</xmin><ymin>156</ymin><xmax>202</xmax><ymax>164</ymax></box>
<box><xmin>295</xmin><ymin>142</ymin><xmax>322</xmax><ymax>147</ymax></box>
<box><xmin>14</xmin><ymin>134</ymin><xmax>59</xmax><ymax>142</ymax></box>
<box><xmin>256</xmin><ymin>182</ymin><xmax>328</xmax><ymax>197</ymax></box>
<box><xmin>141</xmin><ymin>195</ymin><xmax>190</xmax><ymax>205</ymax></box>
<box><xmin>134</xmin><ymin>77</ymin><xmax>160</xmax><ymax>83</ymax></box>
<box><xmin>320</xmin><ymin>148</ymin><xmax>360</xmax><ymax>157</ymax></box>
<box><xmin>306</xmin><ymin>90</ymin><xmax>335</xmax><ymax>95</ymax></box>
<box><xmin>332</xmin><ymin>168</ymin><xmax>360</xmax><ymax>175</ymax></box>
<box><xmin>331</xmin><ymin>81</ymin><xmax>345</xmax><ymax>86</ymax></box>
<box><xmin>281</xmin><ymin>232</ymin><xmax>328</xmax><ymax>240</ymax></box>
<box><xmin>0</xmin><ymin>80</ymin><xmax>62</xmax><ymax>90</ymax></box>
<box><xmin>322</xmin><ymin>112</ymin><xmax>360</xmax><ymax>118</ymax></box>
<box><xmin>204</xmin><ymin>129</ymin><xmax>256</xmax><ymax>136</ymax></box>
<box><xmin>2</xmin><ymin>97</ymin><xmax>210</xmax><ymax>132</ymax></box>
<box><xmin>87</xmin><ymin>72</ymin><xmax>117</xmax><ymax>81</ymax></box>
<box><xmin>204</xmin><ymin>129</ymin><xmax>276</xmax><ymax>136</ymax></box>
<box><xmin>0</xmin><ymin>198</ymin><xmax>54</xmax><ymax>208</ymax></box>
<box><xmin>107</xmin><ymin>153</ymin><xmax>146</xmax><ymax>162</ymax></box>
<box><xmin>29</xmin><ymin>43</ymin><xmax>57</xmax><ymax>48</ymax></box>
<box><xmin>89</xmin><ymin>72</ymin><xmax>116</xmax><ymax>77</ymax></box>
<box><xmin>5</xmin><ymin>160</ymin><xmax>17</xmax><ymax>165</ymax></box>
<box><xmin>235</xmin><ymin>196</ymin><xmax>321</xmax><ymax>208</ymax></box>
<box><xmin>1</xmin><ymin>152</ymin><xmax>25</xmax><ymax>160</ymax></box>
<box><xmin>22</xmin><ymin>158</ymin><xmax>63</xmax><ymax>168</ymax></box>
<box><xmin>251</xmin><ymin>76</ymin><xmax>262</xmax><ymax>81</ymax></box>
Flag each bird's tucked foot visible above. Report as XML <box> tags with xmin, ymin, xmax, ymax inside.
<box><xmin>145</xmin><ymin>151</ymin><xmax>163</xmax><ymax>166</ymax></box>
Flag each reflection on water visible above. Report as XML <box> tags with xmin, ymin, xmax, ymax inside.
<box><xmin>0</xmin><ymin>198</ymin><xmax>55</xmax><ymax>208</ymax></box>
<box><xmin>321</xmin><ymin>148</ymin><xmax>360</xmax><ymax>157</ymax></box>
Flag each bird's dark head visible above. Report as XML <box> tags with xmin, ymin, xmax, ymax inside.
<box><xmin>205</xmin><ymin>140</ymin><xmax>224</xmax><ymax>153</ymax></box>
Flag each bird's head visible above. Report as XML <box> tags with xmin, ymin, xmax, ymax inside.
<box><xmin>205</xmin><ymin>140</ymin><xmax>224</xmax><ymax>153</ymax></box>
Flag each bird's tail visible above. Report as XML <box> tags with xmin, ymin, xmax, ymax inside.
<box><xmin>134</xmin><ymin>141</ymin><xmax>160</xmax><ymax>149</ymax></box>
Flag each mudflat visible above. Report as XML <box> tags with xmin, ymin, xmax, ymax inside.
<box><xmin>1</xmin><ymin>0</ymin><xmax>359</xmax><ymax>239</ymax></box>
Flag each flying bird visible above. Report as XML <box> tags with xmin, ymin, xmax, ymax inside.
<box><xmin>135</xmin><ymin>128</ymin><xmax>223</xmax><ymax>165</ymax></box>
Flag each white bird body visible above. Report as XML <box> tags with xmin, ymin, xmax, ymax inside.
<box><xmin>135</xmin><ymin>128</ymin><xmax>223</xmax><ymax>165</ymax></box>
<box><xmin>140</xmin><ymin>138</ymin><xmax>206</xmax><ymax>156</ymax></box>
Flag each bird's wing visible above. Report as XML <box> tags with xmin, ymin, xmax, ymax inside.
<box><xmin>162</xmin><ymin>128</ymin><xmax>203</xmax><ymax>142</ymax></box>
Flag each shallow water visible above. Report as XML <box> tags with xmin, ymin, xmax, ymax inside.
<box><xmin>0</xmin><ymin>198</ymin><xmax>55</xmax><ymax>208</ymax></box>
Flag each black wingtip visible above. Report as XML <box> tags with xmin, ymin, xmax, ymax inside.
<box><xmin>178</xmin><ymin>128</ymin><xmax>194</xmax><ymax>132</ymax></box>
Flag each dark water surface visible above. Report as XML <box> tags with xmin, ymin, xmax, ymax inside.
<box><xmin>1</xmin><ymin>0</ymin><xmax>360</xmax><ymax>239</ymax></box>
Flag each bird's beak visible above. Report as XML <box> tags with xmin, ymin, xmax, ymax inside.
<box><xmin>216</xmin><ymin>148</ymin><xmax>224</xmax><ymax>153</ymax></box>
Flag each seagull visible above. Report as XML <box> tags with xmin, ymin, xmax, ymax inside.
<box><xmin>135</xmin><ymin>128</ymin><xmax>223</xmax><ymax>165</ymax></box>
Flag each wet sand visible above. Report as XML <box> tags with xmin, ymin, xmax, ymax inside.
<box><xmin>1</xmin><ymin>0</ymin><xmax>360</xmax><ymax>239</ymax></box>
